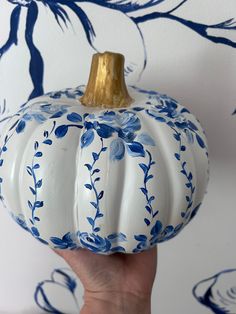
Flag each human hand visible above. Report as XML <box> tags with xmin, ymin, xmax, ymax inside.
<box><xmin>55</xmin><ymin>247</ymin><xmax>157</xmax><ymax>314</ymax></box>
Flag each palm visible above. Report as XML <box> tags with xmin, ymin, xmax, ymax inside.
<box><xmin>56</xmin><ymin>247</ymin><xmax>157</xmax><ymax>296</ymax></box>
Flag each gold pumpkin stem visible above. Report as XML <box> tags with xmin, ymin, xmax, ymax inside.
<box><xmin>80</xmin><ymin>51</ymin><xmax>133</xmax><ymax>108</ymax></box>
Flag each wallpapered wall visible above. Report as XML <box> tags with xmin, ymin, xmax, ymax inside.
<box><xmin>0</xmin><ymin>0</ymin><xmax>236</xmax><ymax>313</ymax></box>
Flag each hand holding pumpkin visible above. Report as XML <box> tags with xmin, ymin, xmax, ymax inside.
<box><xmin>55</xmin><ymin>246</ymin><xmax>157</xmax><ymax>314</ymax></box>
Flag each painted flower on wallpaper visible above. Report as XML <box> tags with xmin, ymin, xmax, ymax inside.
<box><xmin>35</xmin><ymin>268</ymin><xmax>80</xmax><ymax>313</ymax></box>
<box><xmin>193</xmin><ymin>269</ymin><xmax>236</xmax><ymax>314</ymax></box>
<box><xmin>1</xmin><ymin>0</ymin><xmax>236</xmax><ymax>105</ymax></box>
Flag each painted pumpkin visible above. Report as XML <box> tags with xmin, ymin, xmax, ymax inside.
<box><xmin>0</xmin><ymin>52</ymin><xmax>209</xmax><ymax>254</ymax></box>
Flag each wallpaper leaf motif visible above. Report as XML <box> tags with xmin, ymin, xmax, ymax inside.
<box><xmin>34</xmin><ymin>268</ymin><xmax>80</xmax><ymax>313</ymax></box>
<box><xmin>193</xmin><ymin>269</ymin><xmax>236</xmax><ymax>314</ymax></box>
<box><xmin>1</xmin><ymin>0</ymin><xmax>236</xmax><ymax>104</ymax></box>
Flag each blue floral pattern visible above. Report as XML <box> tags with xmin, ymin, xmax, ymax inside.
<box><xmin>0</xmin><ymin>85</ymin><xmax>208</xmax><ymax>253</ymax></box>
<box><xmin>77</xmin><ymin>232</ymin><xmax>127</xmax><ymax>253</ymax></box>
<box><xmin>133</xmin><ymin>219</ymin><xmax>184</xmax><ymax>253</ymax></box>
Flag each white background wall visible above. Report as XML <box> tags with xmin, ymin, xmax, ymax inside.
<box><xmin>0</xmin><ymin>0</ymin><xmax>236</xmax><ymax>313</ymax></box>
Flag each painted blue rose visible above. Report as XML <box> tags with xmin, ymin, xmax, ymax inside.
<box><xmin>78</xmin><ymin>232</ymin><xmax>127</xmax><ymax>253</ymax></box>
<box><xmin>78</xmin><ymin>232</ymin><xmax>112</xmax><ymax>253</ymax></box>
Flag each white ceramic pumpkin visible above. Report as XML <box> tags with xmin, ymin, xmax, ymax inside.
<box><xmin>0</xmin><ymin>52</ymin><xmax>209</xmax><ymax>254</ymax></box>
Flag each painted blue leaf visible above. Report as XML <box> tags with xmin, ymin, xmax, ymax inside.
<box><xmin>94</xmin><ymin>177</ymin><xmax>100</xmax><ymax>182</ymax></box>
<box><xmin>34</xmin><ymin>217</ymin><xmax>40</xmax><ymax>222</ymax></box>
<box><xmin>181</xmin><ymin>212</ymin><xmax>186</xmax><ymax>218</ymax></box>
<box><xmin>81</xmin><ymin>129</ymin><xmax>94</xmax><ymax>148</ymax></box>
<box><xmin>43</xmin><ymin>139</ymin><xmax>52</xmax><ymax>145</ymax></box>
<box><xmin>36</xmin><ymin>179</ymin><xmax>42</xmax><ymax>188</ymax></box>
<box><xmin>55</xmin><ymin>125</ymin><xmax>68</xmax><ymax>138</ymax></box>
<box><xmin>34</xmin><ymin>141</ymin><xmax>39</xmax><ymax>150</ymax></box>
<box><xmin>30</xmin><ymin>187</ymin><xmax>36</xmax><ymax>195</ymax></box>
<box><xmin>67</xmin><ymin>112</ymin><xmax>82</xmax><ymax>122</ymax></box>
<box><xmin>16</xmin><ymin>120</ymin><xmax>26</xmax><ymax>133</ymax></box>
<box><xmin>93</xmin><ymin>227</ymin><xmax>100</xmax><ymax>232</ymax></box>
<box><xmin>167</xmin><ymin>121</ymin><xmax>175</xmax><ymax>127</ymax></box>
<box><xmin>50</xmin><ymin>237</ymin><xmax>64</xmax><ymax>245</ymax></box>
<box><xmin>84</xmin><ymin>121</ymin><xmax>93</xmax><ymax>130</ymax></box>
<box><xmin>98</xmin><ymin>191</ymin><xmax>104</xmax><ymax>199</ymax></box>
<box><xmin>145</xmin><ymin>174</ymin><xmax>153</xmax><ymax>183</ymax></box>
<box><xmin>22</xmin><ymin>114</ymin><xmax>32</xmax><ymax>121</ymax></box>
<box><xmin>139</xmin><ymin>163</ymin><xmax>148</xmax><ymax>174</ymax></box>
<box><xmin>84</xmin><ymin>183</ymin><xmax>92</xmax><ymax>190</ymax></box>
<box><xmin>28</xmin><ymin>200</ymin><xmax>33</xmax><ymax>209</ymax></box>
<box><xmin>29</xmin><ymin>219</ymin><xmax>34</xmax><ymax>225</ymax></box>
<box><xmin>144</xmin><ymin>218</ymin><xmax>150</xmax><ymax>226</ymax></box>
<box><xmin>145</xmin><ymin>205</ymin><xmax>152</xmax><ymax>214</ymax></box>
<box><xmin>31</xmin><ymin>226</ymin><xmax>40</xmax><ymax>237</ymax></box>
<box><xmin>140</xmin><ymin>187</ymin><xmax>148</xmax><ymax>195</ymax></box>
<box><xmin>133</xmin><ymin>107</ymin><xmax>144</xmax><ymax>111</ymax></box>
<box><xmin>136</xmin><ymin>133</ymin><xmax>155</xmax><ymax>146</ymax></box>
<box><xmin>33</xmin><ymin>164</ymin><xmax>40</xmax><ymax>169</ymax></box>
<box><xmin>96</xmin><ymin>123</ymin><xmax>114</xmax><ymax>138</ymax></box>
<box><xmin>101</xmin><ymin>147</ymin><xmax>107</xmax><ymax>152</ymax></box>
<box><xmin>175</xmin><ymin>153</ymin><xmax>180</xmax><ymax>160</ymax></box>
<box><xmin>92</xmin><ymin>169</ymin><xmax>100</xmax><ymax>175</ymax></box>
<box><xmin>188</xmin><ymin>201</ymin><xmax>193</xmax><ymax>209</ymax></box>
<box><xmin>186</xmin><ymin>183</ymin><xmax>192</xmax><ymax>188</ymax></box>
<box><xmin>97</xmin><ymin>213</ymin><xmax>103</xmax><ymax>218</ymax></box>
<box><xmin>134</xmin><ymin>234</ymin><xmax>147</xmax><ymax>241</ymax></box>
<box><xmin>37</xmin><ymin>238</ymin><xmax>49</xmax><ymax>245</ymax></box>
<box><xmin>0</xmin><ymin>160</ymin><xmax>3</xmax><ymax>167</ymax></box>
<box><xmin>87</xmin><ymin>217</ymin><xmax>94</xmax><ymax>227</ymax></box>
<box><xmin>90</xmin><ymin>201</ymin><xmax>97</xmax><ymax>209</ymax></box>
<box><xmin>2</xmin><ymin>146</ymin><xmax>7</xmax><ymax>152</ymax></box>
<box><xmin>181</xmin><ymin>145</ymin><xmax>186</xmax><ymax>151</ymax></box>
<box><xmin>107</xmin><ymin>233</ymin><xmax>118</xmax><ymax>240</ymax></box>
<box><xmin>148</xmin><ymin>196</ymin><xmax>155</xmax><ymax>203</ymax></box>
<box><xmin>188</xmin><ymin>121</ymin><xmax>198</xmax><ymax>131</ymax></box>
<box><xmin>110</xmin><ymin>138</ymin><xmax>125</xmax><ymax>161</ymax></box>
<box><xmin>27</xmin><ymin>166</ymin><xmax>32</xmax><ymax>176</ymax></box>
<box><xmin>35</xmin><ymin>152</ymin><xmax>43</xmax><ymax>157</ymax></box>
<box><xmin>186</xmin><ymin>196</ymin><xmax>190</xmax><ymax>202</ymax></box>
<box><xmin>84</xmin><ymin>163</ymin><xmax>92</xmax><ymax>171</ymax></box>
<box><xmin>175</xmin><ymin>121</ymin><xmax>188</xmax><ymax>129</ymax></box>
<box><xmin>50</xmin><ymin>111</ymin><xmax>64</xmax><ymax>118</ymax></box>
<box><xmin>188</xmin><ymin>172</ymin><xmax>193</xmax><ymax>180</ymax></box>
<box><xmin>155</xmin><ymin>116</ymin><xmax>166</xmax><ymax>122</ymax></box>
<box><xmin>127</xmin><ymin>142</ymin><xmax>145</xmax><ymax>157</ymax></box>
<box><xmin>92</xmin><ymin>152</ymin><xmax>99</xmax><ymax>161</ymax></box>
<box><xmin>111</xmin><ymin>246</ymin><xmax>125</xmax><ymax>253</ymax></box>
<box><xmin>196</xmin><ymin>134</ymin><xmax>205</xmax><ymax>148</ymax></box>
<box><xmin>180</xmin><ymin>108</ymin><xmax>190</xmax><ymax>114</ymax></box>
<box><xmin>153</xmin><ymin>210</ymin><xmax>159</xmax><ymax>218</ymax></box>
<box><xmin>173</xmin><ymin>133</ymin><xmax>180</xmax><ymax>141</ymax></box>
<box><xmin>35</xmin><ymin>201</ymin><xmax>44</xmax><ymax>208</ymax></box>
<box><xmin>44</xmin><ymin>130</ymin><xmax>49</xmax><ymax>138</ymax></box>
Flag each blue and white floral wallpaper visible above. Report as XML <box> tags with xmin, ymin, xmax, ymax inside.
<box><xmin>0</xmin><ymin>0</ymin><xmax>236</xmax><ymax>313</ymax></box>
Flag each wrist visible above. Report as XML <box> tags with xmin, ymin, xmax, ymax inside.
<box><xmin>81</xmin><ymin>290</ymin><xmax>151</xmax><ymax>314</ymax></box>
